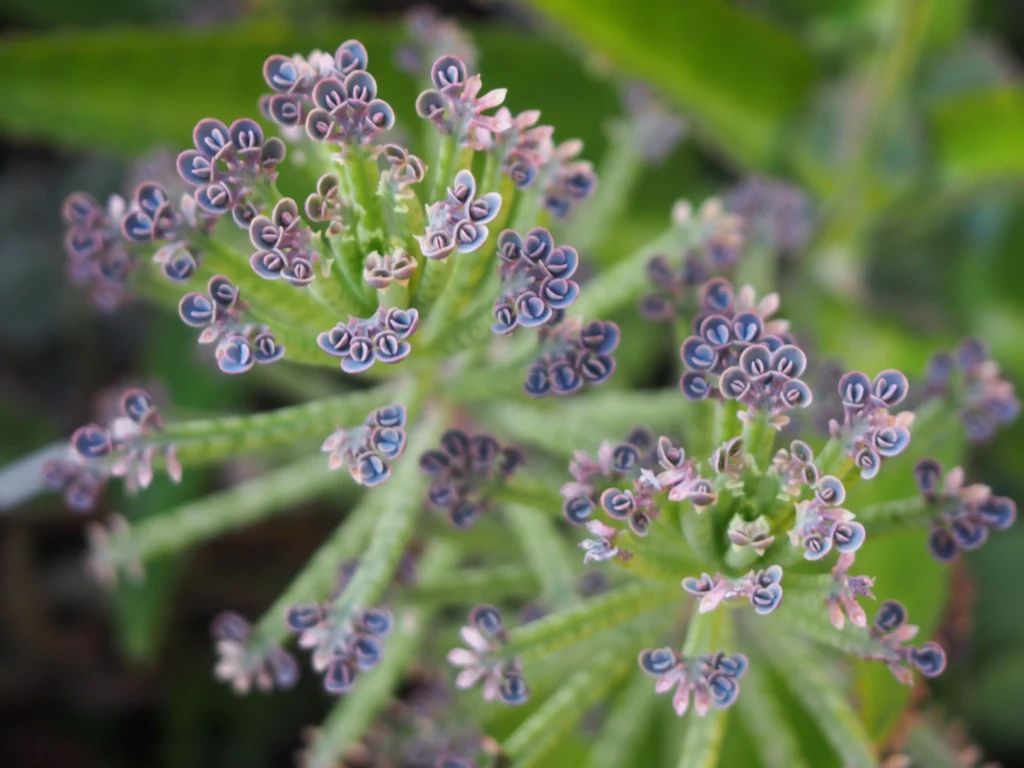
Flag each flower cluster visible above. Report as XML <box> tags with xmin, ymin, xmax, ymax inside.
<box><xmin>286</xmin><ymin>601</ymin><xmax>394</xmax><ymax>695</ymax></box>
<box><xmin>491</xmin><ymin>227</ymin><xmax>580</xmax><ymax>334</ymax></box>
<box><xmin>561</xmin><ymin>427</ymin><xmax>654</xmax><ymax>527</ymax></box>
<box><xmin>420</xmin><ymin>429</ymin><xmax>523</xmax><ymax>529</ymax></box>
<box><xmin>447</xmin><ymin>606</ymin><xmax>529</xmax><ymax>705</ymax></box>
<box><xmin>867</xmin><ymin>601</ymin><xmax>947</xmax><ymax>684</ymax></box>
<box><xmin>321</xmin><ymin>405</ymin><xmax>409</xmax><ymax>487</ymax></box>
<box><xmin>567</xmin><ymin>432</ymin><xmax>715</xmax><ymax>561</ymax></box>
<box><xmin>260</xmin><ymin>39</ymin><xmax>395</xmax><ymax>150</ymax></box>
<box><xmin>317</xmin><ymin>306</ymin><xmax>420</xmax><ymax>373</ymax></box>
<box><xmin>678</xmin><ymin>279</ymin><xmax>795</xmax><ymax>405</ymax></box>
<box><xmin>43</xmin><ymin>388</ymin><xmax>180</xmax><ymax>512</ymax></box>
<box><xmin>725</xmin><ymin>516</ymin><xmax>775</xmax><ymax>556</ymax></box>
<box><xmin>416</xmin><ymin>55</ymin><xmax>507</xmax><ymax>148</ymax></box>
<box><xmin>303</xmin><ymin>67</ymin><xmax>396</xmax><ymax>149</ymax></box>
<box><xmin>638</xmin><ymin>648</ymin><xmax>749</xmax><ymax>717</ymax></box>
<box><xmin>716</xmin><ymin>342</ymin><xmax>814</xmax><ymax>428</ymax></box>
<box><xmin>212</xmin><ymin>611</ymin><xmax>299</xmax><ymax>695</ymax></box>
<box><xmin>725</xmin><ymin>176</ymin><xmax>812</xmax><ymax>257</ymax></box>
<box><xmin>682</xmin><ymin>566</ymin><xmax>785</xmax><ymax>615</ymax></box>
<box><xmin>915</xmin><ymin>459</ymin><xmax>1017</xmax><ymax>562</ymax></box>
<box><xmin>61</xmin><ymin>192</ymin><xmax>138</xmax><ymax>310</ymax></box>
<box><xmin>248</xmin><ymin>198</ymin><xmax>322</xmax><ymax>286</ymax></box>
<box><xmin>539</xmin><ymin>139</ymin><xmax>598</xmax><ymax>219</ymax></box>
<box><xmin>524</xmin><ymin>318</ymin><xmax>621</xmax><ymax>397</ymax></box>
<box><xmin>176</xmin><ymin>117</ymin><xmax>286</xmax><ymax>224</ymax></box>
<box><xmin>789</xmin><ymin>474</ymin><xmax>866</xmax><ymax>561</ymax></box>
<box><xmin>303</xmin><ymin>171</ymin><xmax>354</xmax><ymax>237</ymax></box>
<box><xmin>179</xmin><ymin>276</ymin><xmax>285</xmax><ymax>374</ymax></box>
<box><xmin>770</xmin><ymin>439</ymin><xmax>819</xmax><ymax>495</ymax></box>
<box><xmin>364</xmin><ymin>248</ymin><xmax>417</xmax><ymax>290</ymax></box>
<box><xmin>639</xmin><ymin>201</ymin><xmax>744</xmax><ymax>322</ymax></box>
<box><xmin>121</xmin><ymin>181</ymin><xmax>210</xmax><ymax>282</ymax></box>
<box><xmin>824</xmin><ymin>553</ymin><xmax>875</xmax><ymax>630</ymax></box>
<box><xmin>480</xmin><ymin>108</ymin><xmax>554</xmax><ymax>189</ymax></box>
<box><xmin>830</xmin><ymin>369</ymin><xmax>913</xmax><ymax>479</ymax></box>
<box><xmin>416</xmin><ymin>169</ymin><xmax>501</xmax><ymax>261</ymax></box>
<box><xmin>617</xmin><ymin>83</ymin><xmax>687</xmax><ymax>163</ymax></box>
<box><xmin>925</xmin><ymin>338</ymin><xmax>1021</xmax><ymax>443</ymax></box>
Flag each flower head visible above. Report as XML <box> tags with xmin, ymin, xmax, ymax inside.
<box><xmin>447</xmin><ymin>606</ymin><xmax>529</xmax><ymax>706</ymax></box>
<box><xmin>925</xmin><ymin>339</ymin><xmax>1020</xmax><ymax>443</ymax></box>
<box><xmin>915</xmin><ymin>458</ymin><xmax>1016</xmax><ymax>562</ymax></box>
<box><xmin>317</xmin><ymin>307</ymin><xmax>419</xmax><ymax>374</ymax></box>
<box><xmin>44</xmin><ymin>387</ymin><xmax>180</xmax><ymax>511</ymax></box>
<box><xmin>420</xmin><ymin>430</ymin><xmax>523</xmax><ymax>529</ymax></box>
<box><xmin>322</xmin><ymin>405</ymin><xmax>409</xmax><ymax>486</ymax></box>
<box><xmin>866</xmin><ymin>601</ymin><xmax>947</xmax><ymax>684</ymax></box>
<box><xmin>638</xmin><ymin>647</ymin><xmax>749</xmax><ymax>717</ymax></box>
<box><xmin>212</xmin><ymin>611</ymin><xmax>299</xmax><ymax>695</ymax></box>
<box><xmin>830</xmin><ymin>369</ymin><xmax>913</xmax><ymax>479</ymax></box>
<box><xmin>491</xmin><ymin>228</ymin><xmax>580</xmax><ymax>334</ymax></box>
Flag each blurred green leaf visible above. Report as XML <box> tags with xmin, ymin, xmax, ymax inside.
<box><xmin>527</xmin><ymin>0</ymin><xmax>818</xmax><ymax>169</ymax></box>
<box><xmin>932</xmin><ymin>87</ymin><xmax>1024</xmax><ymax>183</ymax></box>
<box><xmin>0</xmin><ymin>22</ymin><xmax>607</xmax><ymax>156</ymax></box>
<box><xmin>970</xmin><ymin>647</ymin><xmax>1024</xmax><ymax>748</ymax></box>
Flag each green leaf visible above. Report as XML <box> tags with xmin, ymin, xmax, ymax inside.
<box><xmin>405</xmin><ymin>564</ymin><xmax>540</xmax><ymax>606</ymax></box>
<box><xmin>584</xmin><ymin>669</ymin><xmax>659</xmax><ymax>768</ymax></box>
<box><xmin>931</xmin><ymin>87</ymin><xmax>1024</xmax><ymax>183</ymax></box>
<box><xmin>526</xmin><ymin>0</ymin><xmax>817</xmax><ymax>168</ymax></box>
<box><xmin>300</xmin><ymin>544</ymin><xmax>457</xmax><ymax>768</ymax></box>
<box><xmin>0</xmin><ymin>22</ymin><xmax>618</xmax><ymax>165</ymax></box>
<box><xmin>480</xmin><ymin>388</ymin><xmax>682</xmax><ymax>458</ymax></box>
<box><xmin>505</xmin><ymin>580</ymin><xmax>680</xmax><ymax>661</ymax></box>
<box><xmin>502</xmin><ymin>629</ymin><xmax>637</xmax><ymax>767</ymax></box>
<box><xmin>676</xmin><ymin>611</ymin><xmax>732</xmax><ymax>768</ymax></box>
<box><xmin>323</xmin><ymin>410</ymin><xmax>445</xmax><ymax>629</ymax></box>
<box><xmin>505</xmin><ymin>504</ymin><xmax>579</xmax><ymax>609</ymax></box>
<box><xmin>125</xmin><ymin>454</ymin><xmax>356</xmax><ymax>564</ymax></box>
<box><xmin>737</xmin><ymin>659</ymin><xmax>811</xmax><ymax>768</ymax></box>
<box><xmin>250</xmin><ymin>491</ymin><xmax>380</xmax><ymax>648</ymax></box>
<box><xmin>760</xmin><ymin>634</ymin><xmax>877</xmax><ymax>768</ymax></box>
<box><xmin>164</xmin><ymin>383</ymin><xmax>400</xmax><ymax>465</ymax></box>
<box><xmin>768</xmin><ymin>590</ymin><xmax>888</xmax><ymax>658</ymax></box>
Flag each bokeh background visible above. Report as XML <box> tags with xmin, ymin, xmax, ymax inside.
<box><xmin>2</xmin><ymin>0</ymin><xmax>1024</xmax><ymax>765</ymax></box>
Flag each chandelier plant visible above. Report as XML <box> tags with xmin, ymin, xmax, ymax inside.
<box><xmin>43</xmin><ymin>13</ymin><xmax>1019</xmax><ymax>768</ymax></box>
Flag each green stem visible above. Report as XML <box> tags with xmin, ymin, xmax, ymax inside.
<box><xmin>249</xmin><ymin>495</ymin><xmax>379</xmax><ymax>650</ymax></box>
<box><xmin>564</xmin><ymin>126</ymin><xmax>644</xmax><ymax>255</ymax></box>
<box><xmin>677</xmin><ymin>611</ymin><xmax>731</xmax><ymax>768</ymax></box>
<box><xmin>505</xmin><ymin>504</ymin><xmax>578</xmax><ymax>610</ymax></box>
<box><xmin>403</xmin><ymin>564</ymin><xmax>540</xmax><ymax>605</ymax></box>
<box><xmin>160</xmin><ymin>384</ymin><xmax>401</xmax><ymax>466</ymax></box>
<box><xmin>322</xmin><ymin>409</ymin><xmax>444</xmax><ymax>629</ymax></box>
<box><xmin>346</xmin><ymin>150</ymin><xmax>385</xmax><ymax>240</ymax></box>
<box><xmin>854</xmin><ymin>496</ymin><xmax>929</xmax><ymax>533</ymax></box>
<box><xmin>428</xmin><ymin>134</ymin><xmax>458</xmax><ymax>203</ymax></box>
<box><xmin>740</xmin><ymin>411</ymin><xmax>775</xmax><ymax>470</ymax></box>
<box><xmin>504</xmin><ymin>581</ymin><xmax>680</xmax><ymax>661</ymax></box>
<box><xmin>502</xmin><ymin>634</ymin><xmax>637</xmax><ymax>767</ymax></box>
<box><xmin>584</xmin><ymin>669</ymin><xmax>660</xmax><ymax>768</ymax></box>
<box><xmin>572</xmin><ymin>227</ymin><xmax>689</xmax><ymax>320</ymax></box>
<box><xmin>121</xmin><ymin>455</ymin><xmax>354</xmax><ymax>565</ymax></box>
<box><xmin>300</xmin><ymin>543</ymin><xmax>456</xmax><ymax>768</ymax></box>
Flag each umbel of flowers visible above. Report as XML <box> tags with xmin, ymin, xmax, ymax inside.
<box><xmin>46</xmin><ymin>17</ymin><xmax>1019</xmax><ymax>768</ymax></box>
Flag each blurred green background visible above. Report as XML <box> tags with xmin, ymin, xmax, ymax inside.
<box><xmin>2</xmin><ymin>0</ymin><xmax>1024</xmax><ymax>765</ymax></box>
